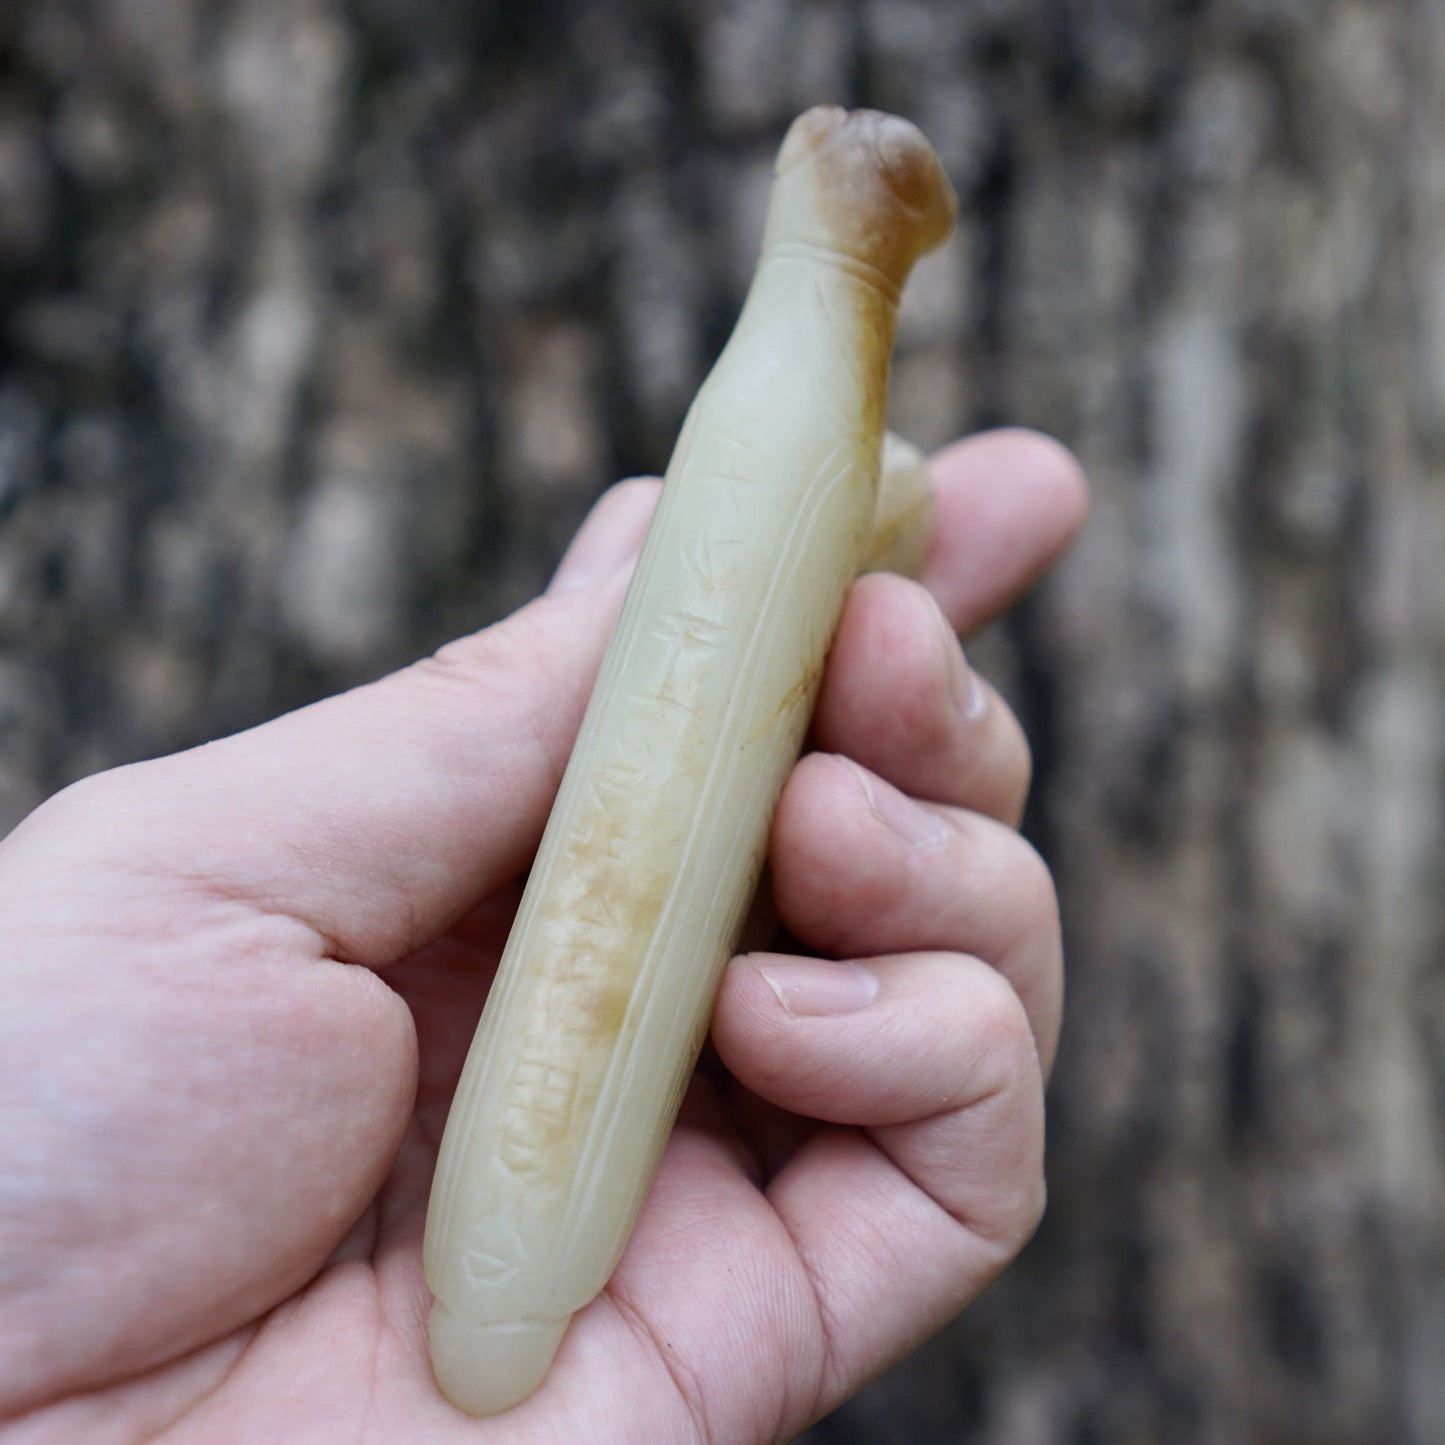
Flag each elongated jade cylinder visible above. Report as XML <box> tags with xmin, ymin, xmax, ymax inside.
<box><xmin>424</xmin><ymin>105</ymin><xmax>957</xmax><ymax>1416</ymax></box>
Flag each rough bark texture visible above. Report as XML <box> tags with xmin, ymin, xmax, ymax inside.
<box><xmin>2</xmin><ymin>2</ymin><xmax>1442</xmax><ymax>1442</ymax></box>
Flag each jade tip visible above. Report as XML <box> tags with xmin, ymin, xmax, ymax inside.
<box><xmin>429</xmin><ymin>1298</ymin><xmax>572</xmax><ymax>1417</ymax></box>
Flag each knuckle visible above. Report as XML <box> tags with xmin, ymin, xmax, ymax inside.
<box><xmin>974</xmin><ymin>700</ymin><xmax>1032</xmax><ymax>822</ymax></box>
<box><xmin>1006</xmin><ymin>714</ymin><xmax>1035</xmax><ymax>801</ymax></box>
<box><xmin>418</xmin><ymin>605</ymin><xmax>559</xmax><ymax>727</ymax></box>
<box><xmin>918</xmin><ymin>588</ymin><xmax>966</xmax><ymax>749</ymax></box>
<box><xmin>15</xmin><ymin>765</ymin><xmax>137</xmax><ymax>860</ymax></box>
<box><xmin>1001</xmin><ymin>833</ymin><xmax>1060</xmax><ymax>934</ymax></box>
<box><xmin>412</xmin><ymin>609</ymin><xmax>578</xmax><ymax>793</ymax></box>
<box><xmin>880</xmin><ymin>611</ymin><xmax>958</xmax><ymax>760</ymax></box>
<box><xmin>34</xmin><ymin>768</ymin><xmax>109</xmax><ymax>823</ymax></box>
<box><xmin>984</xmin><ymin>1156</ymin><xmax>1048</xmax><ymax>1263</ymax></box>
<box><xmin>965</xmin><ymin>964</ymin><xmax>1038</xmax><ymax>1096</ymax></box>
<box><xmin>773</xmin><ymin>757</ymin><xmax>910</xmax><ymax>936</ymax></box>
<box><xmin>846</xmin><ymin>574</ymin><xmax>958</xmax><ymax>757</ymax></box>
<box><xmin>422</xmin><ymin>609</ymin><xmax>525</xmax><ymax>683</ymax></box>
<box><xmin>1007</xmin><ymin>1119</ymin><xmax>1049</xmax><ymax>1249</ymax></box>
<box><xmin>959</xmin><ymin>969</ymin><xmax>1048</xmax><ymax>1251</ymax></box>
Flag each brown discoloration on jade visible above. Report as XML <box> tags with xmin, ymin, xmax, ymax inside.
<box><xmin>766</xmin><ymin>106</ymin><xmax>956</xmax><ymax>459</ymax></box>
<box><xmin>745</xmin><ymin>654</ymin><xmax>826</xmax><ymax>747</ymax></box>
<box><xmin>772</xmin><ymin>106</ymin><xmax>957</xmax><ymax>293</ymax></box>
<box><xmin>499</xmin><ymin>844</ymin><xmax>670</xmax><ymax>1184</ymax></box>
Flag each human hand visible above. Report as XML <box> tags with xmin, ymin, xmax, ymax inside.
<box><xmin>0</xmin><ymin>429</ymin><xmax>1086</xmax><ymax>1443</ymax></box>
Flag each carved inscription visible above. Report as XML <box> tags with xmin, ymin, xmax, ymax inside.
<box><xmin>681</xmin><ymin>530</ymin><xmax>742</xmax><ymax>597</ymax></box>
<box><xmin>494</xmin><ymin>450</ymin><xmax>823</xmax><ymax>1192</ymax></box>
<box><xmin>444</xmin><ymin>225</ymin><xmax>901</xmax><ymax>1307</ymax></box>
<box><xmin>461</xmin><ymin>1228</ymin><xmax>528</xmax><ymax>1290</ymax></box>
<box><xmin>498</xmin><ymin>1057</ymin><xmax>578</xmax><ymax>1174</ymax></box>
<box><xmin>495</xmin><ymin>515</ymin><xmax>747</xmax><ymax>1185</ymax></box>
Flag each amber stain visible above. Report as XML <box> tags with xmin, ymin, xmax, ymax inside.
<box><xmin>745</xmin><ymin>654</ymin><xmax>825</xmax><ymax>747</ymax></box>
<box><xmin>541</xmin><ymin>834</ymin><xmax>672</xmax><ymax>1043</ymax></box>
<box><xmin>767</xmin><ymin>108</ymin><xmax>955</xmax><ymax>467</ymax></box>
<box><xmin>499</xmin><ymin>731</ymin><xmax>693</xmax><ymax>1186</ymax></box>
<box><xmin>850</xmin><ymin>288</ymin><xmax>896</xmax><ymax>454</ymax></box>
<box><xmin>790</xmin><ymin>107</ymin><xmax>957</xmax><ymax>295</ymax></box>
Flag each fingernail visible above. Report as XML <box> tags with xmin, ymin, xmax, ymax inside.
<box><xmin>755</xmin><ymin>958</ymin><xmax>879</xmax><ymax>1017</ymax></box>
<box><xmin>839</xmin><ymin>755</ymin><xmax>950</xmax><ymax>848</ymax></box>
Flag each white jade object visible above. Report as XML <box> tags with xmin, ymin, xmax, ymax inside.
<box><xmin>424</xmin><ymin>105</ymin><xmax>957</xmax><ymax>1417</ymax></box>
<box><xmin>866</xmin><ymin>430</ymin><xmax>933</xmax><ymax>577</ymax></box>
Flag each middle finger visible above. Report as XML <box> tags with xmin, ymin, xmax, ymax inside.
<box><xmin>812</xmin><ymin>572</ymin><xmax>1032</xmax><ymax>826</ymax></box>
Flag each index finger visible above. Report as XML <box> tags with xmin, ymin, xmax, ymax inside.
<box><xmin>922</xmin><ymin>428</ymin><xmax>1090</xmax><ymax>636</ymax></box>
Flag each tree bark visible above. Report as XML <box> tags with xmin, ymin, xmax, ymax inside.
<box><xmin>2</xmin><ymin>2</ymin><xmax>1441</xmax><ymax>1441</ymax></box>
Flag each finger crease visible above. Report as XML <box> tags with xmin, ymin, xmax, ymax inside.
<box><xmin>605</xmin><ymin>1284</ymin><xmax>714</xmax><ymax>1445</ymax></box>
<box><xmin>867</xmin><ymin>1079</ymin><xmax>1033</xmax><ymax>1255</ymax></box>
<box><xmin>769</xmin><ymin>1129</ymin><xmax>866</xmax><ymax>1419</ymax></box>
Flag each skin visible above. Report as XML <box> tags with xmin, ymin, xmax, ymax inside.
<box><xmin>0</xmin><ymin>427</ymin><xmax>1088</xmax><ymax>1445</ymax></box>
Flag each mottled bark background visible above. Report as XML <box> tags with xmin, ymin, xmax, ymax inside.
<box><xmin>2</xmin><ymin>1</ymin><xmax>1443</xmax><ymax>1441</ymax></box>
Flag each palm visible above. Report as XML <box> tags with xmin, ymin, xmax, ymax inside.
<box><xmin>249</xmin><ymin>903</ymin><xmax>844</xmax><ymax>1442</ymax></box>
<box><xmin>4</xmin><ymin>860</ymin><xmax>830</xmax><ymax>1441</ymax></box>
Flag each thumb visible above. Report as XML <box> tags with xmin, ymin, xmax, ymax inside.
<box><xmin>24</xmin><ymin>479</ymin><xmax>663</xmax><ymax>968</ymax></box>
